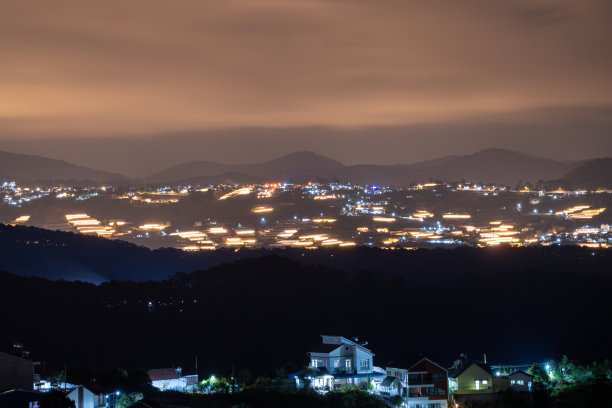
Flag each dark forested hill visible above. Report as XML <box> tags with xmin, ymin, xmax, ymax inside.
<box><xmin>2</xmin><ymin>224</ymin><xmax>611</xmax><ymax>284</ymax></box>
<box><xmin>0</xmin><ymin>252</ymin><xmax>611</xmax><ymax>377</ymax></box>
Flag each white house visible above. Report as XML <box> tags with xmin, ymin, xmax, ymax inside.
<box><xmin>148</xmin><ymin>367</ymin><xmax>198</xmax><ymax>391</ymax></box>
<box><xmin>66</xmin><ymin>385</ymin><xmax>105</xmax><ymax>408</ymax></box>
<box><xmin>306</xmin><ymin>335</ymin><xmax>385</xmax><ymax>390</ymax></box>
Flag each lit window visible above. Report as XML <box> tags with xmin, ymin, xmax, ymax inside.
<box><xmin>482</xmin><ymin>380</ymin><xmax>488</xmax><ymax>385</ymax></box>
<box><xmin>475</xmin><ymin>380</ymin><xmax>480</xmax><ymax>390</ymax></box>
<box><xmin>346</xmin><ymin>360</ymin><xmax>352</xmax><ymax>369</ymax></box>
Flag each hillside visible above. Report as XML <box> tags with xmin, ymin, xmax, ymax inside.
<box><xmin>405</xmin><ymin>148</ymin><xmax>575</xmax><ymax>186</ymax></box>
<box><xmin>1</xmin><ymin>250</ymin><xmax>611</xmax><ymax>372</ymax></box>
<box><xmin>557</xmin><ymin>158</ymin><xmax>612</xmax><ymax>188</ymax></box>
<box><xmin>148</xmin><ymin>151</ymin><xmax>343</xmax><ymax>183</ymax></box>
<box><xmin>0</xmin><ymin>151</ymin><xmax>126</xmax><ymax>184</ymax></box>
<box><xmin>150</xmin><ymin>148</ymin><xmax>575</xmax><ymax>186</ymax></box>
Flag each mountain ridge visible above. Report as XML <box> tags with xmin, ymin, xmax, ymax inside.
<box><xmin>2</xmin><ymin>148</ymin><xmax>604</xmax><ymax>186</ymax></box>
<box><xmin>148</xmin><ymin>148</ymin><xmax>582</xmax><ymax>186</ymax></box>
<box><xmin>0</xmin><ymin>150</ymin><xmax>127</xmax><ymax>184</ymax></box>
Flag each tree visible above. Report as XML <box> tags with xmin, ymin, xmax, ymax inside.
<box><xmin>198</xmin><ymin>375</ymin><xmax>232</xmax><ymax>394</ymax></box>
<box><xmin>38</xmin><ymin>390</ymin><xmax>75</xmax><ymax>408</ymax></box>
<box><xmin>298</xmin><ymin>366</ymin><xmax>315</xmax><ymax>389</ymax></box>
<box><xmin>115</xmin><ymin>392</ymin><xmax>143</xmax><ymax>408</ymax></box>
<box><xmin>528</xmin><ymin>362</ymin><xmax>551</xmax><ymax>388</ymax></box>
<box><xmin>390</xmin><ymin>395</ymin><xmax>403</xmax><ymax>407</ymax></box>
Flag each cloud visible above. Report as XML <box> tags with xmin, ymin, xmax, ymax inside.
<box><xmin>0</xmin><ymin>0</ymin><xmax>610</xmax><ymax>137</ymax></box>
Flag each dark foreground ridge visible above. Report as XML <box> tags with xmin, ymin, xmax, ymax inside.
<box><xmin>2</xmin><ymin>223</ymin><xmax>612</xmax><ymax>283</ymax></box>
<box><xmin>1</xmin><ymin>252</ymin><xmax>611</xmax><ymax>376</ymax></box>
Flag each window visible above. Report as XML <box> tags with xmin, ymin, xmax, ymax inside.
<box><xmin>311</xmin><ymin>359</ymin><xmax>317</xmax><ymax>368</ymax></box>
<box><xmin>360</xmin><ymin>359</ymin><xmax>370</xmax><ymax>368</ymax></box>
<box><xmin>517</xmin><ymin>380</ymin><xmax>524</xmax><ymax>385</ymax></box>
<box><xmin>511</xmin><ymin>380</ymin><xmax>516</xmax><ymax>385</ymax></box>
<box><xmin>475</xmin><ymin>380</ymin><xmax>480</xmax><ymax>390</ymax></box>
<box><xmin>346</xmin><ymin>360</ymin><xmax>352</xmax><ymax>369</ymax></box>
<box><xmin>432</xmin><ymin>373</ymin><xmax>445</xmax><ymax>382</ymax></box>
<box><xmin>334</xmin><ymin>360</ymin><xmax>340</xmax><ymax>368</ymax></box>
<box><xmin>482</xmin><ymin>380</ymin><xmax>488</xmax><ymax>385</ymax></box>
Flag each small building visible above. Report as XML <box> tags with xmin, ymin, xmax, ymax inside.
<box><xmin>148</xmin><ymin>368</ymin><xmax>198</xmax><ymax>391</ymax></box>
<box><xmin>0</xmin><ymin>352</ymin><xmax>35</xmax><ymax>392</ymax></box>
<box><xmin>0</xmin><ymin>389</ymin><xmax>42</xmax><ymax>408</ymax></box>
<box><xmin>454</xmin><ymin>362</ymin><xmax>494</xmax><ymax>395</ymax></box>
<box><xmin>378</xmin><ymin>357</ymin><xmax>449</xmax><ymax>408</ymax></box>
<box><xmin>305</xmin><ymin>335</ymin><xmax>385</xmax><ymax>390</ymax></box>
<box><xmin>506</xmin><ymin>371</ymin><xmax>534</xmax><ymax>392</ymax></box>
<box><xmin>66</xmin><ymin>384</ymin><xmax>106</xmax><ymax>408</ymax></box>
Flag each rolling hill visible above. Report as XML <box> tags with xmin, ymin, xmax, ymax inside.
<box><xmin>0</xmin><ymin>150</ymin><xmax>126</xmax><ymax>184</ymax></box>
<box><xmin>557</xmin><ymin>158</ymin><xmax>612</xmax><ymax>188</ymax></box>
<box><xmin>148</xmin><ymin>151</ymin><xmax>343</xmax><ymax>184</ymax></box>
<box><xmin>149</xmin><ymin>148</ymin><xmax>576</xmax><ymax>186</ymax></box>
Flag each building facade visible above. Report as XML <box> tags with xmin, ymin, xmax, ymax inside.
<box><xmin>306</xmin><ymin>335</ymin><xmax>384</xmax><ymax>390</ymax></box>
<box><xmin>66</xmin><ymin>385</ymin><xmax>106</xmax><ymax>408</ymax></box>
<box><xmin>0</xmin><ymin>352</ymin><xmax>35</xmax><ymax>392</ymax></box>
<box><xmin>148</xmin><ymin>368</ymin><xmax>198</xmax><ymax>391</ymax></box>
<box><xmin>378</xmin><ymin>358</ymin><xmax>448</xmax><ymax>408</ymax></box>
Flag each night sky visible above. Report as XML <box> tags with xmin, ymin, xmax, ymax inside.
<box><xmin>1</xmin><ymin>0</ymin><xmax>611</xmax><ymax>175</ymax></box>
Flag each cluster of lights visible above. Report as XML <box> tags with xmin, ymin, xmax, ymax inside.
<box><xmin>219</xmin><ymin>187</ymin><xmax>253</xmax><ymax>200</ymax></box>
<box><xmin>66</xmin><ymin>213</ymin><xmax>115</xmax><ymax>237</ymax></box>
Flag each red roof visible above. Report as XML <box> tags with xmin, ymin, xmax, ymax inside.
<box><xmin>148</xmin><ymin>368</ymin><xmax>178</xmax><ymax>381</ymax></box>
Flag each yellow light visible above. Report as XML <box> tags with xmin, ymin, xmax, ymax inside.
<box><xmin>252</xmin><ymin>206</ymin><xmax>274</xmax><ymax>213</ymax></box>
<box><xmin>209</xmin><ymin>227</ymin><xmax>228</xmax><ymax>234</ymax></box>
<box><xmin>442</xmin><ymin>214</ymin><xmax>471</xmax><ymax>219</ymax></box>
<box><xmin>372</xmin><ymin>216</ymin><xmax>395</xmax><ymax>222</ymax></box>
<box><xmin>219</xmin><ymin>187</ymin><xmax>253</xmax><ymax>200</ymax></box>
<box><xmin>138</xmin><ymin>223</ymin><xmax>167</xmax><ymax>230</ymax></box>
<box><xmin>65</xmin><ymin>213</ymin><xmax>89</xmax><ymax>220</ymax></box>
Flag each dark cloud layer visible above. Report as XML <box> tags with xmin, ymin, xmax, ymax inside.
<box><xmin>1</xmin><ymin>0</ymin><xmax>611</xmax><ymax>171</ymax></box>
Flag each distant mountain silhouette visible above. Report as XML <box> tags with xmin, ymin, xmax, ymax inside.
<box><xmin>406</xmin><ymin>148</ymin><xmax>575</xmax><ymax>185</ymax></box>
<box><xmin>149</xmin><ymin>151</ymin><xmax>343</xmax><ymax>183</ymax></box>
<box><xmin>557</xmin><ymin>158</ymin><xmax>612</xmax><ymax>188</ymax></box>
<box><xmin>150</xmin><ymin>148</ymin><xmax>575</xmax><ymax>186</ymax></box>
<box><xmin>0</xmin><ymin>150</ymin><xmax>126</xmax><ymax>184</ymax></box>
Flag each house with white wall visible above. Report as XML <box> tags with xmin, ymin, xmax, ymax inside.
<box><xmin>305</xmin><ymin>335</ymin><xmax>384</xmax><ymax>390</ymax></box>
<box><xmin>148</xmin><ymin>367</ymin><xmax>198</xmax><ymax>391</ymax></box>
<box><xmin>66</xmin><ymin>385</ymin><xmax>105</xmax><ymax>408</ymax></box>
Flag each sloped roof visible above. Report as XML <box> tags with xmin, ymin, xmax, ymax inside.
<box><xmin>148</xmin><ymin>368</ymin><xmax>178</xmax><ymax>381</ymax></box>
<box><xmin>380</xmin><ymin>376</ymin><xmax>398</xmax><ymax>387</ymax></box>
<box><xmin>507</xmin><ymin>370</ymin><xmax>534</xmax><ymax>379</ymax></box>
<box><xmin>309</xmin><ymin>344</ymin><xmax>342</xmax><ymax>353</ymax></box>
<box><xmin>456</xmin><ymin>362</ymin><xmax>493</xmax><ymax>378</ymax></box>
